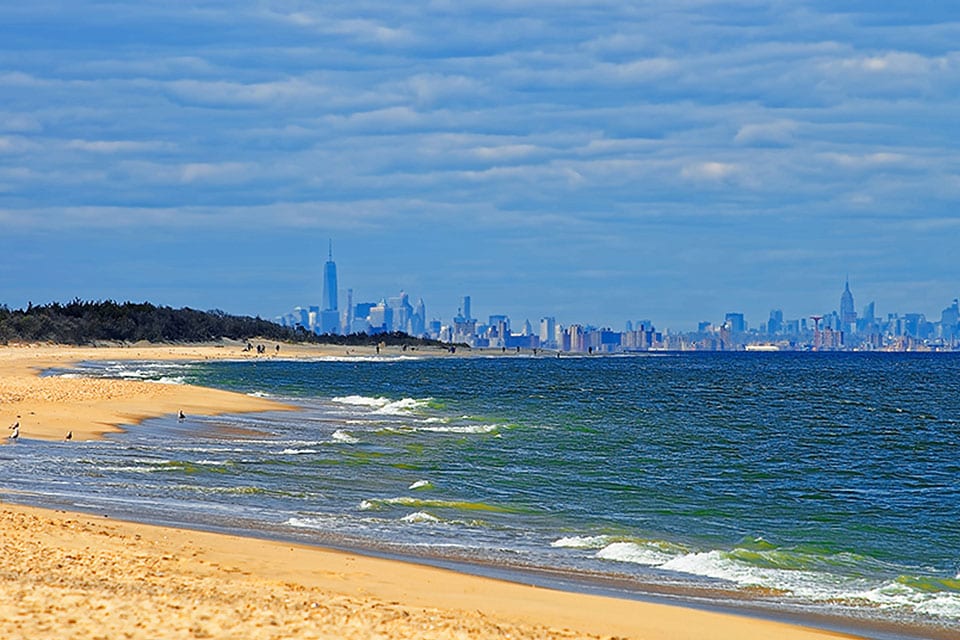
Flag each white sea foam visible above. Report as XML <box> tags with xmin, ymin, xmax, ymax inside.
<box><xmin>659</xmin><ymin>550</ymin><xmax>851</xmax><ymax>601</ymax></box>
<box><xmin>408</xmin><ymin>479</ymin><xmax>433</xmax><ymax>490</ymax></box>
<box><xmin>551</xmin><ymin>535</ymin><xmax>611</xmax><ymax>549</ymax></box>
<box><xmin>854</xmin><ymin>581</ymin><xmax>960</xmax><ymax>619</ymax></box>
<box><xmin>311</xmin><ymin>355</ymin><xmax>420</xmax><ymax>363</ymax></box>
<box><xmin>95</xmin><ymin>465</ymin><xmax>158</xmax><ymax>474</ymax></box>
<box><xmin>247</xmin><ymin>391</ymin><xmax>272</xmax><ymax>398</ymax></box>
<box><xmin>332</xmin><ymin>429</ymin><xmax>359</xmax><ymax>444</ymax></box>
<box><xmin>662</xmin><ymin>551</ymin><xmax>775</xmax><ymax>585</ymax></box>
<box><xmin>401</xmin><ymin>511</ymin><xmax>440</xmax><ymax>524</ymax></box>
<box><xmin>415</xmin><ymin>424</ymin><xmax>497</xmax><ymax>434</ymax></box>
<box><xmin>373</xmin><ymin>398</ymin><xmax>429</xmax><ymax>415</ymax></box>
<box><xmin>596</xmin><ymin>541</ymin><xmax>678</xmax><ymax>566</ymax></box>
<box><xmin>280</xmin><ymin>448</ymin><xmax>319</xmax><ymax>455</ymax></box>
<box><xmin>332</xmin><ymin>395</ymin><xmax>390</xmax><ymax>408</ymax></box>
<box><xmin>90</xmin><ymin>362</ymin><xmax>191</xmax><ymax>384</ymax></box>
<box><xmin>286</xmin><ymin>517</ymin><xmax>323</xmax><ymax>529</ymax></box>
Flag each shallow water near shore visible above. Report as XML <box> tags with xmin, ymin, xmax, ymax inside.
<box><xmin>4</xmin><ymin>352</ymin><xmax>960</xmax><ymax>638</ymax></box>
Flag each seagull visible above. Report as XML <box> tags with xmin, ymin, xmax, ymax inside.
<box><xmin>9</xmin><ymin>426</ymin><xmax>19</xmax><ymax>441</ymax></box>
<box><xmin>177</xmin><ymin>410</ymin><xmax>186</xmax><ymax>421</ymax></box>
<box><xmin>65</xmin><ymin>431</ymin><xmax>73</xmax><ymax>441</ymax></box>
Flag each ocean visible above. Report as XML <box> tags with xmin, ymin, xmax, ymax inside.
<box><xmin>3</xmin><ymin>352</ymin><xmax>959</xmax><ymax>638</ymax></box>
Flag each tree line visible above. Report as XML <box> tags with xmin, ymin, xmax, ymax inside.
<box><xmin>0</xmin><ymin>299</ymin><xmax>445</xmax><ymax>348</ymax></box>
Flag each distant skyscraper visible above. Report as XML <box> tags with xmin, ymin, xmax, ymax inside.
<box><xmin>322</xmin><ymin>241</ymin><xmax>338</xmax><ymax>312</ymax></box>
<box><xmin>540</xmin><ymin>317</ymin><xmax>556</xmax><ymax>348</ymax></box>
<box><xmin>461</xmin><ymin>295</ymin><xmax>472</xmax><ymax>321</ymax></box>
<box><xmin>941</xmin><ymin>299</ymin><xmax>959</xmax><ymax>342</ymax></box>
<box><xmin>319</xmin><ymin>241</ymin><xmax>340</xmax><ymax>334</ymax></box>
<box><xmin>840</xmin><ymin>279</ymin><xmax>856</xmax><ymax>331</ymax></box>
<box><xmin>724</xmin><ymin>312</ymin><xmax>745</xmax><ymax>333</ymax></box>
<box><xmin>345</xmin><ymin>288</ymin><xmax>354</xmax><ymax>333</ymax></box>
<box><xmin>767</xmin><ymin>309</ymin><xmax>784</xmax><ymax>334</ymax></box>
<box><xmin>412</xmin><ymin>298</ymin><xmax>426</xmax><ymax>336</ymax></box>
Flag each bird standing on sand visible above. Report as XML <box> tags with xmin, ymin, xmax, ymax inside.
<box><xmin>65</xmin><ymin>431</ymin><xmax>73</xmax><ymax>441</ymax></box>
<box><xmin>9</xmin><ymin>426</ymin><xmax>19</xmax><ymax>441</ymax></box>
<box><xmin>178</xmin><ymin>410</ymin><xmax>186</xmax><ymax>421</ymax></box>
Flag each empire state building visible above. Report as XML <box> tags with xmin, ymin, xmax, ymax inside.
<box><xmin>840</xmin><ymin>279</ymin><xmax>856</xmax><ymax>333</ymax></box>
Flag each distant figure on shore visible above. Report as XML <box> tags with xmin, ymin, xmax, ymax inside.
<box><xmin>65</xmin><ymin>431</ymin><xmax>73</xmax><ymax>441</ymax></box>
<box><xmin>8</xmin><ymin>426</ymin><xmax>19</xmax><ymax>441</ymax></box>
<box><xmin>178</xmin><ymin>410</ymin><xmax>186</xmax><ymax>421</ymax></box>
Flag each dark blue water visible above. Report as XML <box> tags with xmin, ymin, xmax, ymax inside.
<box><xmin>3</xmin><ymin>353</ymin><xmax>959</xmax><ymax>636</ymax></box>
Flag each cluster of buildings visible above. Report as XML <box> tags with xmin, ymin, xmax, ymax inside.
<box><xmin>276</xmin><ymin>246</ymin><xmax>428</xmax><ymax>337</ymax></box>
<box><xmin>440</xmin><ymin>296</ymin><xmax>663</xmax><ymax>353</ymax></box>
<box><xmin>689</xmin><ymin>281</ymin><xmax>960</xmax><ymax>352</ymax></box>
<box><xmin>276</xmin><ymin>249</ymin><xmax>960</xmax><ymax>352</ymax></box>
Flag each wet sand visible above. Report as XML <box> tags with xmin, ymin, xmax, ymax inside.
<box><xmin>0</xmin><ymin>342</ymin><xmax>864</xmax><ymax>639</ymax></box>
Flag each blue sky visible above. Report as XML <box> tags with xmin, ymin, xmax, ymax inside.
<box><xmin>1</xmin><ymin>2</ymin><xmax>958</xmax><ymax>331</ymax></box>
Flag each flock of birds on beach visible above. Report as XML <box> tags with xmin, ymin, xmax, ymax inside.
<box><xmin>6</xmin><ymin>410</ymin><xmax>186</xmax><ymax>442</ymax></box>
<box><xmin>6</xmin><ymin>420</ymin><xmax>71</xmax><ymax>442</ymax></box>
<box><xmin>5</xmin><ymin>420</ymin><xmax>71</xmax><ymax>442</ymax></box>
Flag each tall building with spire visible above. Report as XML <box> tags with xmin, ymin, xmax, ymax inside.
<box><xmin>319</xmin><ymin>241</ymin><xmax>340</xmax><ymax>334</ymax></box>
<box><xmin>840</xmin><ymin>279</ymin><xmax>856</xmax><ymax>333</ymax></box>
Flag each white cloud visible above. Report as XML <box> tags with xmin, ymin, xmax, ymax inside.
<box><xmin>66</xmin><ymin>140</ymin><xmax>174</xmax><ymax>153</ymax></box>
<box><xmin>681</xmin><ymin>161</ymin><xmax>740</xmax><ymax>182</ymax></box>
<box><xmin>0</xmin><ymin>113</ymin><xmax>42</xmax><ymax>133</ymax></box>
<box><xmin>271</xmin><ymin>10</ymin><xmax>417</xmax><ymax>46</ymax></box>
<box><xmin>834</xmin><ymin>51</ymin><xmax>950</xmax><ymax>75</ymax></box>
<box><xmin>178</xmin><ymin>162</ymin><xmax>254</xmax><ymax>184</ymax></box>
<box><xmin>734</xmin><ymin>120</ymin><xmax>799</xmax><ymax>146</ymax></box>
<box><xmin>471</xmin><ymin>144</ymin><xmax>540</xmax><ymax>161</ymax></box>
<box><xmin>404</xmin><ymin>73</ymin><xmax>490</xmax><ymax>107</ymax></box>
<box><xmin>820</xmin><ymin>152</ymin><xmax>910</xmax><ymax>168</ymax></box>
<box><xmin>165</xmin><ymin>77</ymin><xmax>330</xmax><ymax>107</ymax></box>
<box><xmin>0</xmin><ymin>136</ymin><xmax>39</xmax><ymax>154</ymax></box>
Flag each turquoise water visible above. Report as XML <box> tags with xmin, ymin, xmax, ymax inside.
<box><xmin>3</xmin><ymin>353</ymin><xmax>960</xmax><ymax>637</ymax></box>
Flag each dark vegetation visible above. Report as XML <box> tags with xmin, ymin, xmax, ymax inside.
<box><xmin>0</xmin><ymin>299</ymin><xmax>448</xmax><ymax>348</ymax></box>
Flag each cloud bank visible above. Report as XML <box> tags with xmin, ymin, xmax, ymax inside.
<box><xmin>1</xmin><ymin>1</ymin><xmax>957</xmax><ymax>328</ymax></box>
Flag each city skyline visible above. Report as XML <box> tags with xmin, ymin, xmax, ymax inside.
<box><xmin>2</xmin><ymin>3</ymin><xmax>958</xmax><ymax>329</ymax></box>
<box><xmin>280</xmin><ymin>248</ymin><xmax>960</xmax><ymax>350</ymax></box>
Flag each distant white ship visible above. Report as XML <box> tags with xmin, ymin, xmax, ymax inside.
<box><xmin>745</xmin><ymin>344</ymin><xmax>780</xmax><ymax>352</ymax></box>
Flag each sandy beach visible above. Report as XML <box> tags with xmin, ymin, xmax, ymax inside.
<box><xmin>0</xmin><ymin>342</ymin><xmax>865</xmax><ymax>639</ymax></box>
<box><xmin>0</xmin><ymin>340</ymin><xmax>416</xmax><ymax>441</ymax></box>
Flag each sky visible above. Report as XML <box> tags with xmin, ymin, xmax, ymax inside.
<box><xmin>1</xmin><ymin>1</ymin><xmax>958</xmax><ymax>331</ymax></box>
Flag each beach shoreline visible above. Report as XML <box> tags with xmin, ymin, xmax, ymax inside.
<box><xmin>0</xmin><ymin>500</ymin><xmax>870</xmax><ymax>640</ymax></box>
<box><xmin>0</xmin><ymin>341</ymin><xmax>878</xmax><ymax>639</ymax></box>
<box><xmin>0</xmin><ymin>340</ymin><xmax>426</xmax><ymax>441</ymax></box>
